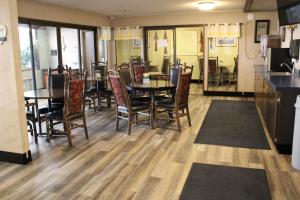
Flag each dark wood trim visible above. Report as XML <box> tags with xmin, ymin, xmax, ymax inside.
<box><xmin>57</xmin><ymin>27</ymin><xmax>63</xmax><ymax>65</ymax></box>
<box><xmin>28</xmin><ymin>23</ymin><xmax>37</xmax><ymax>90</ymax></box>
<box><xmin>94</xmin><ymin>28</ymin><xmax>99</xmax><ymax>63</ymax></box>
<box><xmin>191</xmin><ymin>79</ymin><xmax>203</xmax><ymax>84</ymax></box>
<box><xmin>0</xmin><ymin>150</ymin><xmax>32</xmax><ymax>165</ymax></box>
<box><xmin>243</xmin><ymin>0</ymin><xmax>254</xmax><ymax>12</ymax></box>
<box><xmin>78</xmin><ymin>29</ymin><xmax>82</xmax><ymax>72</ymax></box>
<box><xmin>203</xmin><ymin>91</ymin><xmax>255</xmax><ymax>97</ymax></box>
<box><xmin>18</xmin><ymin>17</ymin><xmax>96</xmax><ymax>30</ymax></box>
<box><xmin>254</xmin><ymin>20</ymin><xmax>270</xmax><ymax>43</ymax></box>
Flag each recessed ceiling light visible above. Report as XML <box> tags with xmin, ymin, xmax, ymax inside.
<box><xmin>197</xmin><ymin>2</ymin><xmax>215</xmax><ymax>11</ymax></box>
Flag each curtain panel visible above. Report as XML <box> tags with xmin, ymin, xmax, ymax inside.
<box><xmin>113</xmin><ymin>27</ymin><xmax>143</xmax><ymax>40</ymax></box>
<box><xmin>207</xmin><ymin>23</ymin><xmax>240</xmax><ymax>38</ymax></box>
<box><xmin>98</xmin><ymin>27</ymin><xmax>111</xmax><ymax>40</ymax></box>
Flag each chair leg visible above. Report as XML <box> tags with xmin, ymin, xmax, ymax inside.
<box><xmin>45</xmin><ymin>116</ymin><xmax>50</xmax><ymax>143</ymax></box>
<box><xmin>64</xmin><ymin>121</ymin><xmax>72</xmax><ymax>147</ymax></box>
<box><xmin>33</xmin><ymin>121</ymin><xmax>38</xmax><ymax>144</ymax></box>
<box><xmin>186</xmin><ymin>106</ymin><xmax>192</xmax><ymax>127</ymax></box>
<box><xmin>128</xmin><ymin>113</ymin><xmax>132</xmax><ymax>135</ymax></box>
<box><xmin>175</xmin><ymin>109</ymin><xmax>181</xmax><ymax>132</ymax></box>
<box><xmin>83</xmin><ymin>115</ymin><xmax>89</xmax><ymax>139</ymax></box>
<box><xmin>115</xmin><ymin>110</ymin><xmax>120</xmax><ymax>131</ymax></box>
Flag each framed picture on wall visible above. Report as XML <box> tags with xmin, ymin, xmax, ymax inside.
<box><xmin>132</xmin><ymin>39</ymin><xmax>141</xmax><ymax>48</ymax></box>
<box><xmin>216</xmin><ymin>37</ymin><xmax>237</xmax><ymax>47</ymax></box>
<box><xmin>255</xmin><ymin>20</ymin><xmax>270</xmax><ymax>43</ymax></box>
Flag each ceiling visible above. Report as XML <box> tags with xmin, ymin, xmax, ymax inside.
<box><xmin>28</xmin><ymin>0</ymin><xmax>277</xmax><ymax>17</ymax></box>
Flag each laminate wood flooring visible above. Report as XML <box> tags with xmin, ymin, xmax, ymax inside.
<box><xmin>0</xmin><ymin>84</ymin><xmax>299</xmax><ymax>200</ymax></box>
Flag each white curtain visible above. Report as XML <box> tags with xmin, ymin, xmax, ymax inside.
<box><xmin>207</xmin><ymin>23</ymin><xmax>240</xmax><ymax>38</ymax></box>
<box><xmin>98</xmin><ymin>27</ymin><xmax>111</xmax><ymax>40</ymax></box>
<box><xmin>113</xmin><ymin>26</ymin><xmax>142</xmax><ymax>40</ymax></box>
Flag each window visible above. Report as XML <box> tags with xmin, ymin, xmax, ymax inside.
<box><xmin>19</xmin><ymin>24</ymin><xmax>34</xmax><ymax>91</ymax></box>
<box><xmin>61</xmin><ymin>28</ymin><xmax>80</xmax><ymax>69</ymax></box>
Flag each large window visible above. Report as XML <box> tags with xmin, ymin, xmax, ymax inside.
<box><xmin>61</xmin><ymin>28</ymin><xmax>80</xmax><ymax>69</ymax></box>
<box><xmin>18</xmin><ymin>19</ymin><xmax>97</xmax><ymax>91</ymax></box>
<box><xmin>32</xmin><ymin>25</ymin><xmax>58</xmax><ymax>89</ymax></box>
<box><xmin>19</xmin><ymin>24</ymin><xmax>33</xmax><ymax>91</ymax></box>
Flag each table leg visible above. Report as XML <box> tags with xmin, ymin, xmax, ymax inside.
<box><xmin>151</xmin><ymin>92</ymin><xmax>155</xmax><ymax>129</ymax></box>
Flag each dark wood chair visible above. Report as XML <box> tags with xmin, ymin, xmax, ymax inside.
<box><xmin>45</xmin><ymin>71</ymin><xmax>89</xmax><ymax>146</ymax></box>
<box><xmin>155</xmin><ymin>69</ymin><xmax>192</xmax><ymax>132</ymax></box>
<box><xmin>161</xmin><ymin>56</ymin><xmax>170</xmax><ymax>74</ymax></box>
<box><xmin>107</xmin><ymin>70</ymin><xmax>150</xmax><ymax>135</ymax></box>
<box><xmin>208</xmin><ymin>57</ymin><xmax>222</xmax><ymax>86</ymax></box>
<box><xmin>25</xmin><ymin>98</ymin><xmax>38</xmax><ymax>144</ymax></box>
<box><xmin>91</xmin><ymin>61</ymin><xmax>112</xmax><ymax>109</ymax></box>
<box><xmin>198</xmin><ymin>56</ymin><xmax>204</xmax><ymax>83</ymax></box>
<box><xmin>229</xmin><ymin>57</ymin><xmax>238</xmax><ymax>87</ymax></box>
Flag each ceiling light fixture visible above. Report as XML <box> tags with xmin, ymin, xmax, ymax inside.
<box><xmin>197</xmin><ymin>2</ymin><xmax>215</xmax><ymax>11</ymax></box>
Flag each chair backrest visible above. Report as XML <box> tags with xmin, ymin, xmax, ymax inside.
<box><xmin>175</xmin><ymin>70</ymin><xmax>192</xmax><ymax>106</ymax></box>
<box><xmin>198</xmin><ymin>57</ymin><xmax>204</xmax><ymax>74</ymax></box>
<box><xmin>130</xmin><ymin>56</ymin><xmax>142</xmax><ymax>65</ymax></box>
<box><xmin>48</xmin><ymin>65</ymin><xmax>69</xmax><ymax>88</ymax></box>
<box><xmin>118</xmin><ymin>66</ymin><xmax>132</xmax><ymax>86</ymax></box>
<box><xmin>161</xmin><ymin>56</ymin><xmax>170</xmax><ymax>74</ymax></box>
<box><xmin>169</xmin><ymin>64</ymin><xmax>184</xmax><ymax>85</ymax></box>
<box><xmin>184</xmin><ymin>65</ymin><xmax>194</xmax><ymax>74</ymax></box>
<box><xmin>64</xmin><ymin>71</ymin><xmax>87</xmax><ymax>116</ymax></box>
<box><xmin>131</xmin><ymin>63</ymin><xmax>145</xmax><ymax>83</ymax></box>
<box><xmin>108</xmin><ymin>70</ymin><xmax>130</xmax><ymax>108</ymax></box>
<box><xmin>208</xmin><ymin>57</ymin><xmax>218</xmax><ymax>75</ymax></box>
<box><xmin>233</xmin><ymin>57</ymin><xmax>238</xmax><ymax>73</ymax></box>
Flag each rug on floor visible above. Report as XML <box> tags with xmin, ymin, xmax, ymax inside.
<box><xmin>194</xmin><ymin>100</ymin><xmax>270</xmax><ymax>149</ymax></box>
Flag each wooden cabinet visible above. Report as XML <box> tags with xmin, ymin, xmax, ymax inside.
<box><xmin>255</xmin><ymin>70</ymin><xmax>297</xmax><ymax>154</ymax></box>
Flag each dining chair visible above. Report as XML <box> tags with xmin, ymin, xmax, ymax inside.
<box><xmin>25</xmin><ymin>98</ymin><xmax>38</xmax><ymax>144</ymax></box>
<box><xmin>155</xmin><ymin>69</ymin><xmax>192</xmax><ymax>132</ymax></box>
<box><xmin>107</xmin><ymin>70</ymin><xmax>151</xmax><ymax>135</ymax></box>
<box><xmin>229</xmin><ymin>57</ymin><xmax>238</xmax><ymax>88</ymax></box>
<box><xmin>208</xmin><ymin>57</ymin><xmax>223</xmax><ymax>86</ymax></box>
<box><xmin>91</xmin><ymin>61</ymin><xmax>113</xmax><ymax>109</ymax></box>
<box><xmin>161</xmin><ymin>56</ymin><xmax>170</xmax><ymax>74</ymax></box>
<box><xmin>45</xmin><ymin>71</ymin><xmax>89</xmax><ymax>146</ymax></box>
<box><xmin>198</xmin><ymin>56</ymin><xmax>204</xmax><ymax>83</ymax></box>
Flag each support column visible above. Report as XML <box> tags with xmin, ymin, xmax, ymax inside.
<box><xmin>0</xmin><ymin>0</ymin><xmax>31</xmax><ymax>164</ymax></box>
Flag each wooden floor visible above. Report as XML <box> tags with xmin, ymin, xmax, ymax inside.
<box><xmin>1</xmin><ymin>84</ymin><xmax>300</xmax><ymax>200</ymax></box>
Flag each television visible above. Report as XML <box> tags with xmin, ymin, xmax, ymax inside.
<box><xmin>277</xmin><ymin>0</ymin><xmax>300</xmax><ymax>26</ymax></box>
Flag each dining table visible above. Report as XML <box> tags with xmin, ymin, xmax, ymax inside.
<box><xmin>129</xmin><ymin>79</ymin><xmax>175</xmax><ymax>128</ymax></box>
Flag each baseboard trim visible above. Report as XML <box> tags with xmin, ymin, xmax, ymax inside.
<box><xmin>0</xmin><ymin>150</ymin><xmax>32</xmax><ymax>165</ymax></box>
<box><xmin>203</xmin><ymin>91</ymin><xmax>255</xmax><ymax>97</ymax></box>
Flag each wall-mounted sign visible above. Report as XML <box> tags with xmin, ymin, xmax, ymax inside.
<box><xmin>0</xmin><ymin>25</ymin><xmax>7</xmax><ymax>45</ymax></box>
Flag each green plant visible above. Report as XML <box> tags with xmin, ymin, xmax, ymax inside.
<box><xmin>21</xmin><ymin>47</ymin><xmax>31</xmax><ymax>68</ymax></box>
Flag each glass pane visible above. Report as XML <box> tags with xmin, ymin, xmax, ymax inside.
<box><xmin>176</xmin><ymin>27</ymin><xmax>204</xmax><ymax>80</ymax></box>
<box><xmin>80</xmin><ymin>30</ymin><xmax>95</xmax><ymax>77</ymax></box>
<box><xmin>116</xmin><ymin>39</ymin><xmax>142</xmax><ymax>65</ymax></box>
<box><xmin>207</xmin><ymin>37</ymin><xmax>239</xmax><ymax>92</ymax></box>
<box><xmin>99</xmin><ymin>40</ymin><xmax>108</xmax><ymax>62</ymax></box>
<box><xmin>61</xmin><ymin>28</ymin><xmax>80</xmax><ymax>69</ymax></box>
<box><xmin>32</xmin><ymin>25</ymin><xmax>58</xmax><ymax>89</ymax></box>
<box><xmin>146</xmin><ymin>29</ymin><xmax>174</xmax><ymax>72</ymax></box>
<box><xmin>18</xmin><ymin>24</ymin><xmax>34</xmax><ymax>91</ymax></box>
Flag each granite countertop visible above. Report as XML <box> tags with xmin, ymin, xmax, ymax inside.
<box><xmin>255</xmin><ymin>65</ymin><xmax>300</xmax><ymax>92</ymax></box>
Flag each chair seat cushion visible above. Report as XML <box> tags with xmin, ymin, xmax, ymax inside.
<box><xmin>118</xmin><ymin>100</ymin><xmax>150</xmax><ymax>113</ymax></box>
<box><xmin>155</xmin><ymin>99</ymin><xmax>175</xmax><ymax>109</ymax></box>
<box><xmin>47</xmin><ymin>110</ymin><xmax>63</xmax><ymax>120</ymax></box>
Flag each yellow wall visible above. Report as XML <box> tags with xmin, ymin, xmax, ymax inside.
<box><xmin>17</xmin><ymin>0</ymin><xmax>110</xmax><ymax>26</ymax></box>
<box><xmin>208</xmin><ymin>38</ymin><xmax>238</xmax><ymax>72</ymax></box>
<box><xmin>116</xmin><ymin>40</ymin><xmax>142</xmax><ymax>65</ymax></box>
<box><xmin>111</xmin><ymin>11</ymin><xmax>279</xmax><ymax>92</ymax></box>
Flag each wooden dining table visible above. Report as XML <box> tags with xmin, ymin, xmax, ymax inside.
<box><xmin>129</xmin><ymin>80</ymin><xmax>175</xmax><ymax>128</ymax></box>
